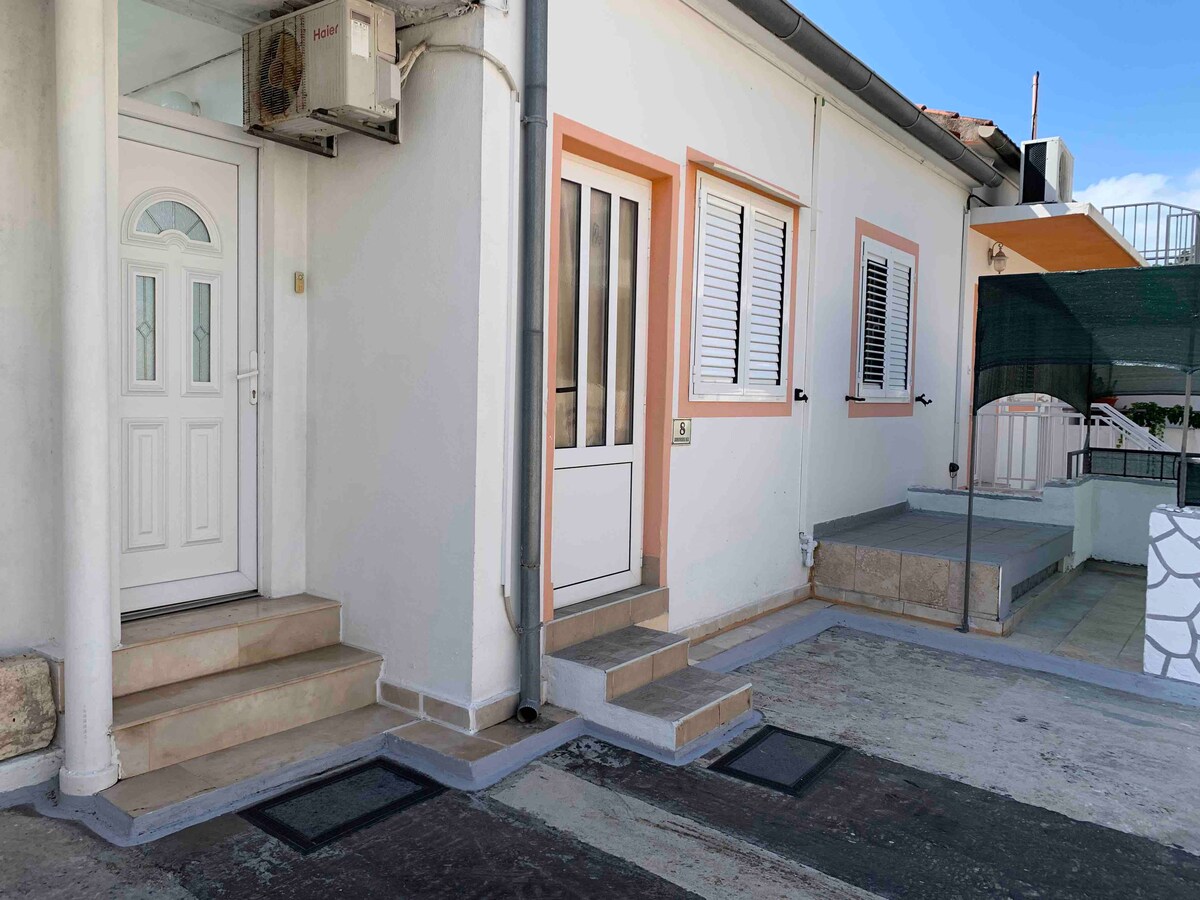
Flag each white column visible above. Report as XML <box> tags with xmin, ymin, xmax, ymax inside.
<box><xmin>56</xmin><ymin>0</ymin><xmax>118</xmax><ymax>796</ymax></box>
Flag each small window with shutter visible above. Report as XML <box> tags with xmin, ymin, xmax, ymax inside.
<box><xmin>691</xmin><ymin>174</ymin><xmax>793</xmax><ymax>401</ymax></box>
<box><xmin>856</xmin><ymin>235</ymin><xmax>914</xmax><ymax>401</ymax></box>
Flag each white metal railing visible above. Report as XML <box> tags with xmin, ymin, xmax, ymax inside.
<box><xmin>974</xmin><ymin>399</ymin><xmax>1171</xmax><ymax>492</ymax></box>
<box><xmin>1102</xmin><ymin>202</ymin><xmax>1199</xmax><ymax>266</ymax></box>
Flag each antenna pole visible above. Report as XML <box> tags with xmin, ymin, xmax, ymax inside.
<box><xmin>1031</xmin><ymin>71</ymin><xmax>1040</xmax><ymax>140</ymax></box>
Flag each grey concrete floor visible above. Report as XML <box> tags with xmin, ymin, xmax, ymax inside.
<box><xmin>745</xmin><ymin>626</ymin><xmax>1200</xmax><ymax>855</ymax></box>
<box><xmin>1008</xmin><ymin>566</ymin><xmax>1147</xmax><ymax>670</ymax></box>
<box><xmin>4</xmin><ymin>620</ymin><xmax>1200</xmax><ymax>898</ymax></box>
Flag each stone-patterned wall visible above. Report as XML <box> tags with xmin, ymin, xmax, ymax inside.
<box><xmin>1145</xmin><ymin>505</ymin><xmax>1200</xmax><ymax>684</ymax></box>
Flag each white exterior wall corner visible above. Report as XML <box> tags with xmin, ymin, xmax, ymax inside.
<box><xmin>259</xmin><ymin>143</ymin><xmax>309</xmax><ymax>598</ymax></box>
<box><xmin>545</xmin><ymin>0</ymin><xmax>815</xmax><ymax>634</ymax></box>
<box><xmin>305</xmin><ymin>12</ymin><xmax>487</xmax><ymax>706</ymax></box>
<box><xmin>1</xmin><ymin>0</ymin><xmax>65</xmax><ymax>655</ymax></box>
<box><xmin>805</xmin><ymin>105</ymin><xmax>969</xmax><ymax>529</ymax></box>
<box><xmin>470</xmin><ymin>2</ymin><xmax>524</xmax><ymax>703</ymax></box>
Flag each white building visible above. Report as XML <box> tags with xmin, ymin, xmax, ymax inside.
<box><xmin>0</xmin><ymin>0</ymin><xmax>1144</xmax><ymax>815</ymax></box>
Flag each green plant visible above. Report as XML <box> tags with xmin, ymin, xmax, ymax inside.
<box><xmin>1123</xmin><ymin>401</ymin><xmax>1169</xmax><ymax>439</ymax></box>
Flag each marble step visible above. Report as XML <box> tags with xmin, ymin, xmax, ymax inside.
<box><xmin>101</xmin><ymin>704</ymin><xmax>414</xmax><ymax>823</ymax></box>
<box><xmin>544</xmin><ymin>586</ymin><xmax>669</xmax><ymax>653</ymax></box>
<box><xmin>610</xmin><ymin>666</ymin><xmax>753</xmax><ymax>751</ymax></box>
<box><xmin>112</xmin><ymin>644</ymin><xmax>381</xmax><ymax>778</ymax></box>
<box><xmin>546</xmin><ymin>625</ymin><xmax>690</xmax><ymax>702</ymax></box>
<box><xmin>114</xmin><ymin>595</ymin><xmax>341</xmax><ymax>697</ymax></box>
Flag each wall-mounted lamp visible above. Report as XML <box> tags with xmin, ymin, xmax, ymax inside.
<box><xmin>988</xmin><ymin>241</ymin><xmax>1008</xmax><ymax>274</ymax></box>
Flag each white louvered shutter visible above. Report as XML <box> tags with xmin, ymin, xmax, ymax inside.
<box><xmin>694</xmin><ymin>192</ymin><xmax>744</xmax><ymax>390</ymax></box>
<box><xmin>858</xmin><ymin>236</ymin><xmax>915</xmax><ymax>400</ymax></box>
<box><xmin>692</xmin><ymin>175</ymin><xmax>792</xmax><ymax>399</ymax></box>
<box><xmin>746</xmin><ymin>209</ymin><xmax>787</xmax><ymax>390</ymax></box>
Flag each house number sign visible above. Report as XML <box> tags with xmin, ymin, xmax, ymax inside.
<box><xmin>672</xmin><ymin>418</ymin><xmax>692</xmax><ymax>445</ymax></box>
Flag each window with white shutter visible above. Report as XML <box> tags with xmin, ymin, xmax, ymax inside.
<box><xmin>691</xmin><ymin>174</ymin><xmax>793</xmax><ymax>400</ymax></box>
<box><xmin>856</xmin><ymin>235</ymin><xmax>914</xmax><ymax>400</ymax></box>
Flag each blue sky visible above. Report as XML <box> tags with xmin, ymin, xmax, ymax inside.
<box><xmin>791</xmin><ymin>0</ymin><xmax>1200</xmax><ymax>208</ymax></box>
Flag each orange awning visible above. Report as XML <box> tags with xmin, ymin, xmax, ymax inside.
<box><xmin>971</xmin><ymin>203</ymin><xmax>1143</xmax><ymax>272</ymax></box>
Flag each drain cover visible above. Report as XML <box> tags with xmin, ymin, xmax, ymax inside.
<box><xmin>709</xmin><ymin>726</ymin><xmax>844</xmax><ymax>796</ymax></box>
<box><xmin>241</xmin><ymin>759</ymin><xmax>444</xmax><ymax>853</ymax></box>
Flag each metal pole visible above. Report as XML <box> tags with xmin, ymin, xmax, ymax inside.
<box><xmin>1179</xmin><ymin>371</ymin><xmax>1193</xmax><ymax>507</ymax></box>
<box><xmin>516</xmin><ymin>0</ymin><xmax>548</xmax><ymax>724</ymax></box>
<box><xmin>959</xmin><ymin>413</ymin><xmax>979</xmax><ymax>633</ymax></box>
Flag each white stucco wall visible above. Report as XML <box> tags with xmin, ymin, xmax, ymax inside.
<box><xmin>259</xmin><ymin>144</ymin><xmax>310</xmax><ymax>598</ymax></box>
<box><xmin>543</xmin><ymin>0</ymin><xmax>817</xmax><ymax>633</ymax></box>
<box><xmin>305</xmin><ymin>12</ymin><xmax>489</xmax><ymax>705</ymax></box>
<box><xmin>1</xmin><ymin>0</ymin><xmax>63</xmax><ymax>655</ymax></box>
<box><xmin>804</xmin><ymin>105</ymin><xmax>969</xmax><ymax>529</ymax></box>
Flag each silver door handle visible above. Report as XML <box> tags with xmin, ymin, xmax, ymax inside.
<box><xmin>238</xmin><ymin>350</ymin><xmax>259</xmax><ymax>405</ymax></box>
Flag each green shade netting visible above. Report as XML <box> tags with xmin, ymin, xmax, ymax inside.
<box><xmin>974</xmin><ymin>265</ymin><xmax>1200</xmax><ymax>414</ymax></box>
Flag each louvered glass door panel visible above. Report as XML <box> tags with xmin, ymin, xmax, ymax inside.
<box><xmin>555</xmin><ymin>180</ymin><xmax>582</xmax><ymax>449</ymax></box>
<box><xmin>552</xmin><ymin>159</ymin><xmax>651</xmax><ymax>608</ymax></box>
<box><xmin>696</xmin><ymin>193</ymin><xmax>743</xmax><ymax>385</ymax></box>
<box><xmin>747</xmin><ymin>210</ymin><xmax>786</xmax><ymax>386</ymax></box>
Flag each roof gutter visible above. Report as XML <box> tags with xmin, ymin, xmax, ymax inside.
<box><xmin>724</xmin><ymin>0</ymin><xmax>1005</xmax><ymax>189</ymax></box>
<box><xmin>977</xmin><ymin>124</ymin><xmax>1022</xmax><ymax>173</ymax></box>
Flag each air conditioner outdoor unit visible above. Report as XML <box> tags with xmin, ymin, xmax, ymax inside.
<box><xmin>243</xmin><ymin>0</ymin><xmax>400</xmax><ymax>142</ymax></box>
<box><xmin>1020</xmin><ymin>137</ymin><xmax>1074</xmax><ymax>204</ymax></box>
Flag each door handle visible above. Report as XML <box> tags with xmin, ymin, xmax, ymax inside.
<box><xmin>237</xmin><ymin>351</ymin><xmax>259</xmax><ymax>406</ymax></box>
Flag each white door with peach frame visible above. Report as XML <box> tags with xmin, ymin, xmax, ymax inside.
<box><xmin>116</xmin><ymin>117</ymin><xmax>258</xmax><ymax>614</ymax></box>
<box><xmin>551</xmin><ymin>158</ymin><xmax>651</xmax><ymax>608</ymax></box>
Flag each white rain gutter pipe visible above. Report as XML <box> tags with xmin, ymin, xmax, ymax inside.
<box><xmin>723</xmin><ymin>0</ymin><xmax>1005</xmax><ymax>189</ymax></box>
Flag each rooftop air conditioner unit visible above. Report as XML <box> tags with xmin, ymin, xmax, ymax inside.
<box><xmin>243</xmin><ymin>0</ymin><xmax>400</xmax><ymax>147</ymax></box>
<box><xmin>1020</xmin><ymin>137</ymin><xmax>1074</xmax><ymax>204</ymax></box>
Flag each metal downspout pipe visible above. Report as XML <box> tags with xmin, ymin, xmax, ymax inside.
<box><xmin>723</xmin><ymin>0</ymin><xmax>1004</xmax><ymax>189</ymax></box>
<box><xmin>516</xmin><ymin>0</ymin><xmax>548</xmax><ymax>723</ymax></box>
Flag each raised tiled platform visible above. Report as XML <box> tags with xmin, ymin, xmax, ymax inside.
<box><xmin>814</xmin><ymin>510</ymin><xmax>1073</xmax><ymax>632</ymax></box>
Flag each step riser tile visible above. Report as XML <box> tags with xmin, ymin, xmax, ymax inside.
<box><xmin>545</xmin><ymin>588</ymin><xmax>670</xmax><ymax>653</ymax></box>
<box><xmin>115</xmin><ymin>661</ymin><xmax>379</xmax><ymax>777</ymax></box>
<box><xmin>114</xmin><ymin>607</ymin><xmax>342</xmax><ymax>697</ymax></box>
<box><xmin>674</xmin><ymin>688</ymin><xmax>752</xmax><ymax>749</ymax></box>
<box><xmin>114</xmin><ymin>630</ymin><xmax>240</xmax><ymax>700</ymax></box>
<box><xmin>605</xmin><ymin>643</ymin><xmax>689</xmax><ymax>700</ymax></box>
<box><xmin>237</xmin><ymin>607</ymin><xmax>341</xmax><ymax>667</ymax></box>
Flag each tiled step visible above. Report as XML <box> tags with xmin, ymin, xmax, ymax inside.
<box><xmin>610</xmin><ymin>667</ymin><xmax>752</xmax><ymax>750</ymax></box>
<box><xmin>101</xmin><ymin>704</ymin><xmax>414</xmax><ymax>821</ymax></box>
<box><xmin>115</xmin><ymin>594</ymin><xmax>341</xmax><ymax>697</ymax></box>
<box><xmin>113</xmin><ymin>644</ymin><xmax>381</xmax><ymax>778</ymax></box>
<box><xmin>546</xmin><ymin>625</ymin><xmax>689</xmax><ymax>702</ymax></box>
<box><xmin>545</xmin><ymin>586</ymin><xmax>669</xmax><ymax>653</ymax></box>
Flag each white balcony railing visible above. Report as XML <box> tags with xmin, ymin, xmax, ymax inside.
<box><xmin>1102</xmin><ymin>202</ymin><xmax>1199</xmax><ymax>267</ymax></box>
<box><xmin>975</xmin><ymin>399</ymin><xmax>1171</xmax><ymax>493</ymax></box>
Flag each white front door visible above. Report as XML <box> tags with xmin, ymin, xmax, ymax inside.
<box><xmin>551</xmin><ymin>158</ymin><xmax>651</xmax><ymax>608</ymax></box>
<box><xmin>116</xmin><ymin>119</ymin><xmax>258</xmax><ymax>613</ymax></box>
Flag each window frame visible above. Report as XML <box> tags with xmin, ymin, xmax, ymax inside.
<box><xmin>854</xmin><ymin>232</ymin><xmax>916</xmax><ymax>405</ymax></box>
<box><xmin>689</xmin><ymin>173</ymin><xmax>794</xmax><ymax>403</ymax></box>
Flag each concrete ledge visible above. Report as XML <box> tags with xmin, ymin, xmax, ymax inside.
<box><xmin>10</xmin><ymin>700</ymin><xmax>760</xmax><ymax>848</ymax></box>
<box><xmin>0</xmin><ymin>746</ymin><xmax>62</xmax><ymax>796</ymax></box>
<box><xmin>696</xmin><ymin>606</ymin><xmax>1200</xmax><ymax>711</ymax></box>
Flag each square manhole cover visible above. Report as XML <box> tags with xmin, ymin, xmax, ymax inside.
<box><xmin>709</xmin><ymin>726</ymin><xmax>844</xmax><ymax>796</ymax></box>
<box><xmin>241</xmin><ymin>759</ymin><xmax>444</xmax><ymax>853</ymax></box>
